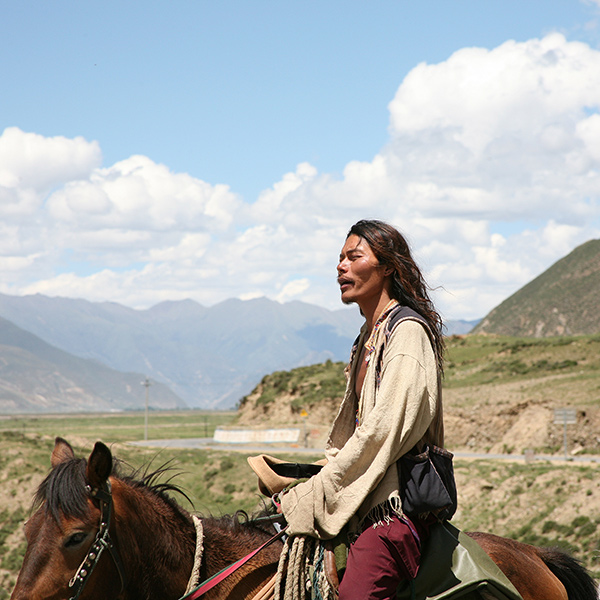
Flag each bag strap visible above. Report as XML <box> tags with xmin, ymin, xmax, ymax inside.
<box><xmin>375</xmin><ymin>305</ymin><xmax>434</xmax><ymax>387</ymax></box>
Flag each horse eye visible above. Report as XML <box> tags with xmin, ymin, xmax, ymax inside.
<box><xmin>64</xmin><ymin>532</ymin><xmax>88</xmax><ymax>548</ymax></box>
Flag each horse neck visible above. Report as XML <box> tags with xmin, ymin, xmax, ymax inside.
<box><xmin>112</xmin><ymin>478</ymin><xmax>196</xmax><ymax>600</ymax></box>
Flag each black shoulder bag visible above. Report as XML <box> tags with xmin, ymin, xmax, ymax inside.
<box><xmin>376</xmin><ymin>306</ymin><xmax>458</xmax><ymax>521</ymax></box>
<box><xmin>398</xmin><ymin>444</ymin><xmax>457</xmax><ymax>520</ymax></box>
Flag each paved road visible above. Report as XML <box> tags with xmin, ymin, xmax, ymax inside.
<box><xmin>453</xmin><ymin>451</ymin><xmax>600</xmax><ymax>464</ymax></box>
<box><xmin>129</xmin><ymin>438</ymin><xmax>600</xmax><ymax>463</ymax></box>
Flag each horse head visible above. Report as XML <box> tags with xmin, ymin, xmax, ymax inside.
<box><xmin>10</xmin><ymin>437</ymin><xmax>292</xmax><ymax>600</ymax></box>
<box><xmin>10</xmin><ymin>438</ymin><xmax>125</xmax><ymax>600</ymax></box>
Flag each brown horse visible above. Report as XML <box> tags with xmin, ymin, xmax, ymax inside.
<box><xmin>10</xmin><ymin>438</ymin><xmax>598</xmax><ymax>600</ymax></box>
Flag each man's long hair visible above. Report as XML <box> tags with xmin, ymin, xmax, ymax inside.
<box><xmin>347</xmin><ymin>219</ymin><xmax>445</xmax><ymax>373</ymax></box>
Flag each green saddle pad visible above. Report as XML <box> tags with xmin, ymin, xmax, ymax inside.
<box><xmin>397</xmin><ymin>522</ymin><xmax>524</xmax><ymax>600</ymax></box>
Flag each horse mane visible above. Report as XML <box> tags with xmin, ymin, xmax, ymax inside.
<box><xmin>34</xmin><ymin>455</ymin><xmax>192</xmax><ymax>523</ymax></box>
<box><xmin>34</xmin><ymin>458</ymin><xmax>89</xmax><ymax>521</ymax></box>
<box><xmin>34</xmin><ymin>452</ymin><xmax>275</xmax><ymax>540</ymax></box>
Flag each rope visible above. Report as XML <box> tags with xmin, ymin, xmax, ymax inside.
<box><xmin>184</xmin><ymin>515</ymin><xmax>204</xmax><ymax>595</ymax></box>
<box><xmin>275</xmin><ymin>535</ymin><xmax>291</xmax><ymax>600</ymax></box>
<box><xmin>274</xmin><ymin>536</ymin><xmax>335</xmax><ymax>600</ymax></box>
<box><xmin>312</xmin><ymin>545</ymin><xmax>326</xmax><ymax>600</ymax></box>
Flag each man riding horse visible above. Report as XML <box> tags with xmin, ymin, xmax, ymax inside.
<box><xmin>277</xmin><ymin>219</ymin><xmax>447</xmax><ymax>599</ymax></box>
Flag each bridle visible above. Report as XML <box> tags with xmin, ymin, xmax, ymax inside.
<box><xmin>68</xmin><ymin>480</ymin><xmax>128</xmax><ymax>600</ymax></box>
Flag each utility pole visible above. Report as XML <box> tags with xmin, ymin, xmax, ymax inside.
<box><xmin>141</xmin><ymin>377</ymin><xmax>152</xmax><ymax>441</ymax></box>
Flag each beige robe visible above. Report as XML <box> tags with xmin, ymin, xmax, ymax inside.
<box><xmin>280</xmin><ymin>305</ymin><xmax>443</xmax><ymax>539</ymax></box>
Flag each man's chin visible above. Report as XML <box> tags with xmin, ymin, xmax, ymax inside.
<box><xmin>341</xmin><ymin>296</ymin><xmax>356</xmax><ymax>306</ymax></box>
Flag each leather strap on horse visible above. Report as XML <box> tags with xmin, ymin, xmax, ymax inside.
<box><xmin>68</xmin><ymin>480</ymin><xmax>128</xmax><ymax>600</ymax></box>
<box><xmin>179</xmin><ymin>526</ymin><xmax>287</xmax><ymax>600</ymax></box>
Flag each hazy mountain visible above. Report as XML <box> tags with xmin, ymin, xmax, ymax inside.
<box><xmin>444</xmin><ymin>319</ymin><xmax>480</xmax><ymax>335</ymax></box>
<box><xmin>473</xmin><ymin>239</ymin><xmax>600</xmax><ymax>337</ymax></box>
<box><xmin>0</xmin><ymin>316</ymin><xmax>186</xmax><ymax>413</ymax></box>
<box><xmin>0</xmin><ymin>291</ymin><xmax>480</xmax><ymax>411</ymax></box>
<box><xmin>0</xmin><ymin>294</ymin><xmax>366</xmax><ymax>408</ymax></box>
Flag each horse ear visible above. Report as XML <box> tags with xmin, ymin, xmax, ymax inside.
<box><xmin>86</xmin><ymin>441</ymin><xmax>113</xmax><ymax>489</ymax></box>
<box><xmin>51</xmin><ymin>437</ymin><xmax>75</xmax><ymax>468</ymax></box>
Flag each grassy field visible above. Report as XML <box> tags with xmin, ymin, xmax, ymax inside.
<box><xmin>3</xmin><ymin>339</ymin><xmax>600</xmax><ymax>597</ymax></box>
<box><xmin>445</xmin><ymin>333</ymin><xmax>600</xmax><ymax>390</ymax></box>
<box><xmin>0</xmin><ymin>409</ymin><xmax>237</xmax><ymax>444</ymax></box>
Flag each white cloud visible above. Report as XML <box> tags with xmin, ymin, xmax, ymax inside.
<box><xmin>0</xmin><ymin>127</ymin><xmax>101</xmax><ymax>191</ymax></box>
<box><xmin>389</xmin><ymin>35</ymin><xmax>600</xmax><ymax>154</ymax></box>
<box><xmin>251</xmin><ymin>162</ymin><xmax>318</xmax><ymax>223</ymax></box>
<box><xmin>276</xmin><ymin>278</ymin><xmax>311</xmax><ymax>303</ymax></box>
<box><xmin>47</xmin><ymin>155</ymin><xmax>241</xmax><ymax>231</ymax></box>
<box><xmin>0</xmin><ymin>254</ymin><xmax>43</xmax><ymax>273</ymax></box>
<box><xmin>576</xmin><ymin>114</ymin><xmax>600</xmax><ymax>161</ymax></box>
<box><xmin>378</xmin><ymin>34</ymin><xmax>600</xmax><ymax>241</ymax></box>
<box><xmin>539</xmin><ymin>221</ymin><xmax>584</xmax><ymax>257</ymax></box>
<box><xmin>3</xmin><ymin>34</ymin><xmax>600</xmax><ymax>320</ymax></box>
<box><xmin>0</xmin><ymin>127</ymin><xmax>101</xmax><ymax>219</ymax></box>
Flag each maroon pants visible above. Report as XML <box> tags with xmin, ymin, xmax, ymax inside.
<box><xmin>338</xmin><ymin>515</ymin><xmax>430</xmax><ymax>600</ymax></box>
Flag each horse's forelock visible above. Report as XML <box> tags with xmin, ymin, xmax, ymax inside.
<box><xmin>35</xmin><ymin>457</ymin><xmax>91</xmax><ymax>522</ymax></box>
<box><xmin>34</xmin><ymin>454</ymin><xmax>192</xmax><ymax>525</ymax></box>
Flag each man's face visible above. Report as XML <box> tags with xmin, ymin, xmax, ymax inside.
<box><xmin>337</xmin><ymin>234</ymin><xmax>388</xmax><ymax>306</ymax></box>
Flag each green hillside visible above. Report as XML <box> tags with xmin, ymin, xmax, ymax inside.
<box><xmin>473</xmin><ymin>239</ymin><xmax>600</xmax><ymax>337</ymax></box>
<box><xmin>238</xmin><ymin>359</ymin><xmax>347</xmax><ymax>411</ymax></box>
<box><xmin>237</xmin><ymin>333</ymin><xmax>600</xmax><ymax>455</ymax></box>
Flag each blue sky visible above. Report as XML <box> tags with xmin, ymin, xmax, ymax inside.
<box><xmin>5</xmin><ymin>1</ymin><xmax>596</xmax><ymax>199</ymax></box>
<box><xmin>2</xmin><ymin>1</ymin><xmax>600</xmax><ymax>320</ymax></box>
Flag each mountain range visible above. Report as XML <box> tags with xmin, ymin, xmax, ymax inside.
<box><xmin>0</xmin><ymin>292</ymin><xmax>477</xmax><ymax>412</ymax></box>
<box><xmin>5</xmin><ymin>235</ymin><xmax>598</xmax><ymax>416</ymax></box>
<box><xmin>0</xmin><ymin>295</ymin><xmax>355</xmax><ymax>411</ymax></box>
<box><xmin>0</xmin><ymin>315</ymin><xmax>184</xmax><ymax>413</ymax></box>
